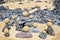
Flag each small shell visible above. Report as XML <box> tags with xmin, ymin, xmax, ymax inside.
<box><xmin>23</xmin><ymin>26</ymin><xmax>29</xmax><ymax>32</ymax></box>
<box><xmin>48</xmin><ymin>19</ymin><xmax>52</xmax><ymax>22</ymax></box>
<box><xmin>32</xmin><ymin>22</ymin><xmax>38</xmax><ymax>28</ymax></box>
<box><xmin>4</xmin><ymin>18</ymin><xmax>10</xmax><ymax>24</ymax></box>
<box><xmin>29</xmin><ymin>15</ymin><xmax>33</xmax><ymax>19</ymax></box>
<box><xmin>47</xmin><ymin>22</ymin><xmax>53</xmax><ymax>27</ymax></box>
<box><xmin>22</xmin><ymin>12</ymin><xmax>29</xmax><ymax>17</ymax></box>
<box><xmin>12</xmin><ymin>15</ymin><xmax>16</xmax><ymax>19</ymax></box>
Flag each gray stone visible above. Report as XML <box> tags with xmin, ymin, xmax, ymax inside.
<box><xmin>16</xmin><ymin>32</ymin><xmax>32</xmax><ymax>38</ymax></box>
<box><xmin>29</xmin><ymin>27</ymin><xmax>40</xmax><ymax>33</ymax></box>
<box><xmin>16</xmin><ymin>23</ymin><xmax>22</xmax><ymax>31</ymax></box>
<box><xmin>9</xmin><ymin>19</ymin><xmax>15</xmax><ymax>26</ymax></box>
<box><xmin>25</xmin><ymin>22</ymin><xmax>33</xmax><ymax>27</ymax></box>
<box><xmin>39</xmin><ymin>32</ymin><xmax>47</xmax><ymax>39</ymax></box>
<box><xmin>46</xmin><ymin>27</ymin><xmax>55</xmax><ymax>36</ymax></box>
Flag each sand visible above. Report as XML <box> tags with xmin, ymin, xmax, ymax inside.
<box><xmin>0</xmin><ymin>21</ymin><xmax>60</xmax><ymax>40</ymax></box>
<box><xmin>2</xmin><ymin>0</ymin><xmax>54</xmax><ymax>10</ymax></box>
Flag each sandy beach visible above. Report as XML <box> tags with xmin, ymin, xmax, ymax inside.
<box><xmin>0</xmin><ymin>0</ymin><xmax>60</xmax><ymax>40</ymax></box>
<box><xmin>0</xmin><ymin>21</ymin><xmax>60</xmax><ymax>40</ymax></box>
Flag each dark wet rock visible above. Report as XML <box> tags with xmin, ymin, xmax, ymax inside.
<box><xmin>0</xmin><ymin>0</ymin><xmax>5</xmax><ymax>4</ymax></box>
<box><xmin>53</xmin><ymin>0</ymin><xmax>60</xmax><ymax>9</ymax></box>
<box><xmin>4</xmin><ymin>33</ymin><xmax>10</xmax><ymax>37</ymax></box>
<box><xmin>46</xmin><ymin>26</ymin><xmax>55</xmax><ymax>36</ymax></box>
<box><xmin>9</xmin><ymin>19</ymin><xmax>15</xmax><ymax>26</ymax></box>
<box><xmin>16</xmin><ymin>19</ymin><xmax>27</xmax><ymax>31</ymax></box>
<box><xmin>0</xmin><ymin>6</ymin><xmax>8</xmax><ymax>11</ymax></box>
<box><xmin>2</xmin><ymin>24</ymin><xmax>11</xmax><ymax>32</ymax></box>
<box><xmin>39</xmin><ymin>32</ymin><xmax>47</xmax><ymax>39</ymax></box>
